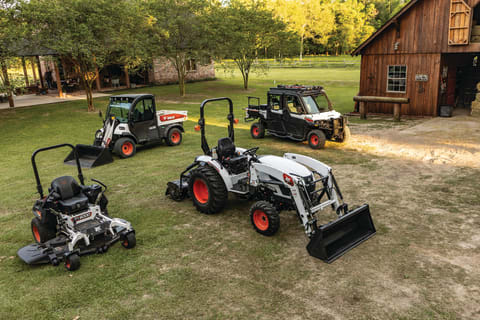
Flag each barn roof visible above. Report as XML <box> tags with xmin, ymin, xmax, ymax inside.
<box><xmin>352</xmin><ymin>0</ymin><xmax>420</xmax><ymax>56</ymax></box>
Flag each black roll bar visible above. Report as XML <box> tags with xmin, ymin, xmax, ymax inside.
<box><xmin>31</xmin><ymin>144</ymin><xmax>84</xmax><ymax>198</ymax></box>
<box><xmin>198</xmin><ymin>97</ymin><xmax>235</xmax><ymax>155</ymax></box>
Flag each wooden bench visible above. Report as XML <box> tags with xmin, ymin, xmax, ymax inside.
<box><xmin>353</xmin><ymin>96</ymin><xmax>410</xmax><ymax>121</ymax></box>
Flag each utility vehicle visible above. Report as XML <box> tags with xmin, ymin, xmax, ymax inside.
<box><xmin>245</xmin><ymin>85</ymin><xmax>350</xmax><ymax>149</ymax></box>
<box><xmin>18</xmin><ymin>144</ymin><xmax>136</xmax><ymax>271</ymax></box>
<box><xmin>166</xmin><ymin>98</ymin><xmax>375</xmax><ymax>262</ymax></box>
<box><xmin>65</xmin><ymin>94</ymin><xmax>188</xmax><ymax>168</ymax></box>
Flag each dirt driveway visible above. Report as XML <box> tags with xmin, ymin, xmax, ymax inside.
<box><xmin>348</xmin><ymin>112</ymin><xmax>480</xmax><ymax>168</ymax></box>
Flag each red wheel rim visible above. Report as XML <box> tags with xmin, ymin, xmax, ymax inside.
<box><xmin>310</xmin><ymin>134</ymin><xmax>319</xmax><ymax>146</ymax></box>
<box><xmin>122</xmin><ymin>141</ymin><xmax>134</xmax><ymax>156</ymax></box>
<box><xmin>66</xmin><ymin>260</ymin><xmax>71</xmax><ymax>269</ymax></box>
<box><xmin>32</xmin><ymin>225</ymin><xmax>40</xmax><ymax>242</ymax></box>
<box><xmin>193</xmin><ymin>179</ymin><xmax>209</xmax><ymax>204</ymax></box>
<box><xmin>123</xmin><ymin>240</ymin><xmax>128</xmax><ymax>246</ymax></box>
<box><xmin>252</xmin><ymin>127</ymin><xmax>259</xmax><ymax>136</ymax></box>
<box><xmin>253</xmin><ymin>210</ymin><xmax>269</xmax><ymax>231</ymax></box>
<box><xmin>171</xmin><ymin>131</ymin><xmax>180</xmax><ymax>144</ymax></box>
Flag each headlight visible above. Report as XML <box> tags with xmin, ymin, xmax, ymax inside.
<box><xmin>95</xmin><ymin>130</ymin><xmax>103</xmax><ymax>139</ymax></box>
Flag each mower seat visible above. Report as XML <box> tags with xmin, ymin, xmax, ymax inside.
<box><xmin>51</xmin><ymin>176</ymin><xmax>89</xmax><ymax>214</ymax></box>
<box><xmin>217</xmin><ymin>138</ymin><xmax>248</xmax><ymax>174</ymax></box>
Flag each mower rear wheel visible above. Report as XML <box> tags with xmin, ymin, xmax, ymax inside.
<box><xmin>166</xmin><ymin>128</ymin><xmax>182</xmax><ymax>146</ymax></box>
<box><xmin>188</xmin><ymin>165</ymin><xmax>227</xmax><ymax>214</ymax></box>
<box><xmin>65</xmin><ymin>253</ymin><xmax>80</xmax><ymax>271</ymax></box>
<box><xmin>307</xmin><ymin>130</ymin><xmax>326</xmax><ymax>149</ymax></box>
<box><xmin>31</xmin><ymin>217</ymin><xmax>56</xmax><ymax>243</ymax></box>
<box><xmin>122</xmin><ymin>232</ymin><xmax>136</xmax><ymax>249</ymax></box>
<box><xmin>250</xmin><ymin>122</ymin><xmax>265</xmax><ymax>139</ymax></box>
<box><xmin>250</xmin><ymin>201</ymin><xmax>280</xmax><ymax>236</ymax></box>
<box><xmin>114</xmin><ymin>137</ymin><xmax>136</xmax><ymax>158</ymax></box>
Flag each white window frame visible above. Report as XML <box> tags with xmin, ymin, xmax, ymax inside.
<box><xmin>386</xmin><ymin>65</ymin><xmax>407</xmax><ymax>93</ymax></box>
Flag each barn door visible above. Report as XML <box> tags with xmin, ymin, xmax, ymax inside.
<box><xmin>448</xmin><ymin>0</ymin><xmax>472</xmax><ymax>45</ymax></box>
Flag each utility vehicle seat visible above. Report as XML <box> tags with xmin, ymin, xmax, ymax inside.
<box><xmin>216</xmin><ymin>138</ymin><xmax>248</xmax><ymax>174</ymax></box>
<box><xmin>50</xmin><ymin>176</ymin><xmax>89</xmax><ymax>214</ymax></box>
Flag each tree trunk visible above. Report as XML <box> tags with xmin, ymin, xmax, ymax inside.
<box><xmin>22</xmin><ymin>57</ymin><xmax>29</xmax><ymax>87</ymax></box>
<box><xmin>174</xmin><ymin>55</ymin><xmax>186</xmax><ymax>97</ymax></box>
<box><xmin>242</xmin><ymin>69</ymin><xmax>249</xmax><ymax>90</ymax></box>
<box><xmin>300</xmin><ymin>34</ymin><xmax>304</xmax><ymax>61</ymax></box>
<box><xmin>1</xmin><ymin>60</ymin><xmax>15</xmax><ymax>108</ymax></box>
<box><xmin>79</xmin><ymin>70</ymin><xmax>95</xmax><ymax>112</ymax></box>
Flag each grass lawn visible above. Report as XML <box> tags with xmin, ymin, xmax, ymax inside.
<box><xmin>1</xmin><ymin>67</ymin><xmax>479</xmax><ymax>319</ymax></box>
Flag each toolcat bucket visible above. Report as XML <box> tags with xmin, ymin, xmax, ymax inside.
<box><xmin>306</xmin><ymin>204</ymin><xmax>376</xmax><ymax>263</ymax></box>
<box><xmin>64</xmin><ymin>144</ymin><xmax>113</xmax><ymax>168</ymax></box>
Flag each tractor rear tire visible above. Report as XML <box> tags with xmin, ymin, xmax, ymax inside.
<box><xmin>114</xmin><ymin>137</ymin><xmax>136</xmax><ymax>158</ymax></box>
<box><xmin>64</xmin><ymin>253</ymin><xmax>80</xmax><ymax>271</ymax></box>
<box><xmin>250</xmin><ymin>122</ymin><xmax>265</xmax><ymax>139</ymax></box>
<box><xmin>250</xmin><ymin>201</ymin><xmax>280</xmax><ymax>236</ymax></box>
<box><xmin>188</xmin><ymin>165</ymin><xmax>228</xmax><ymax>214</ymax></box>
<box><xmin>307</xmin><ymin>130</ymin><xmax>326</xmax><ymax>149</ymax></box>
<box><xmin>166</xmin><ymin>128</ymin><xmax>182</xmax><ymax>146</ymax></box>
<box><xmin>31</xmin><ymin>217</ymin><xmax>56</xmax><ymax>244</ymax></box>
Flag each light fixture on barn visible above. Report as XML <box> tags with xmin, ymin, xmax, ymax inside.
<box><xmin>394</xmin><ymin>42</ymin><xmax>400</xmax><ymax>51</ymax></box>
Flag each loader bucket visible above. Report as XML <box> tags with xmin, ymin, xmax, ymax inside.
<box><xmin>306</xmin><ymin>204</ymin><xmax>376</xmax><ymax>263</ymax></box>
<box><xmin>64</xmin><ymin>144</ymin><xmax>113</xmax><ymax>168</ymax></box>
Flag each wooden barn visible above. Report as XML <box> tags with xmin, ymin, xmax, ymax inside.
<box><xmin>353</xmin><ymin>0</ymin><xmax>480</xmax><ymax>117</ymax></box>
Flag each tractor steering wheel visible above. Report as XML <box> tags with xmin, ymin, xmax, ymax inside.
<box><xmin>243</xmin><ymin>147</ymin><xmax>259</xmax><ymax>156</ymax></box>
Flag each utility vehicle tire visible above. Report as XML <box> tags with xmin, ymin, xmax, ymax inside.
<box><xmin>114</xmin><ymin>137</ymin><xmax>136</xmax><ymax>158</ymax></box>
<box><xmin>188</xmin><ymin>165</ymin><xmax>228</xmax><ymax>214</ymax></box>
<box><xmin>250</xmin><ymin>122</ymin><xmax>265</xmax><ymax>139</ymax></box>
<box><xmin>250</xmin><ymin>201</ymin><xmax>280</xmax><ymax>236</ymax></box>
<box><xmin>308</xmin><ymin>130</ymin><xmax>326</xmax><ymax>149</ymax></box>
<box><xmin>31</xmin><ymin>217</ymin><xmax>56</xmax><ymax>244</ymax></box>
<box><xmin>338</xmin><ymin>125</ymin><xmax>351</xmax><ymax>143</ymax></box>
<box><xmin>122</xmin><ymin>232</ymin><xmax>136</xmax><ymax>249</ymax></box>
<box><xmin>64</xmin><ymin>253</ymin><xmax>80</xmax><ymax>271</ymax></box>
<box><xmin>166</xmin><ymin>128</ymin><xmax>182</xmax><ymax>146</ymax></box>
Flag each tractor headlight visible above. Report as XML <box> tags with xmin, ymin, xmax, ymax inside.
<box><xmin>95</xmin><ymin>130</ymin><xmax>103</xmax><ymax>139</ymax></box>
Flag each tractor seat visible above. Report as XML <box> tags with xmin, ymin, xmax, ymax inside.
<box><xmin>216</xmin><ymin>138</ymin><xmax>248</xmax><ymax>174</ymax></box>
<box><xmin>50</xmin><ymin>176</ymin><xmax>89</xmax><ymax>214</ymax></box>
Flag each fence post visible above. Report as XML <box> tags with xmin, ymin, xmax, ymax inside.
<box><xmin>359</xmin><ymin>101</ymin><xmax>367</xmax><ymax>119</ymax></box>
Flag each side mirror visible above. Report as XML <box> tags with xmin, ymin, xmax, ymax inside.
<box><xmin>98</xmin><ymin>111</ymin><xmax>103</xmax><ymax>118</ymax></box>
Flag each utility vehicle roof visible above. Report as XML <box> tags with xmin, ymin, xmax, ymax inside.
<box><xmin>268</xmin><ymin>85</ymin><xmax>324</xmax><ymax>96</ymax></box>
<box><xmin>110</xmin><ymin>94</ymin><xmax>154</xmax><ymax>100</ymax></box>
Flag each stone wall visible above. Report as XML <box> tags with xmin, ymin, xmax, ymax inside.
<box><xmin>149</xmin><ymin>57</ymin><xmax>215</xmax><ymax>85</ymax></box>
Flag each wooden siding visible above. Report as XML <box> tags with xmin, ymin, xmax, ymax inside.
<box><xmin>362</xmin><ymin>0</ymin><xmax>480</xmax><ymax>55</ymax></box>
<box><xmin>448</xmin><ymin>0</ymin><xmax>473</xmax><ymax>45</ymax></box>
<box><xmin>359</xmin><ymin>53</ymin><xmax>442</xmax><ymax>116</ymax></box>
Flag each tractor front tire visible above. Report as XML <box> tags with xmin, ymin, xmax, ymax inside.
<box><xmin>250</xmin><ymin>122</ymin><xmax>265</xmax><ymax>139</ymax></box>
<box><xmin>250</xmin><ymin>201</ymin><xmax>280</xmax><ymax>236</ymax></box>
<box><xmin>166</xmin><ymin>128</ymin><xmax>182</xmax><ymax>146</ymax></box>
<box><xmin>31</xmin><ymin>217</ymin><xmax>56</xmax><ymax>244</ymax></box>
<box><xmin>114</xmin><ymin>137</ymin><xmax>136</xmax><ymax>158</ymax></box>
<box><xmin>65</xmin><ymin>253</ymin><xmax>80</xmax><ymax>271</ymax></box>
<box><xmin>188</xmin><ymin>165</ymin><xmax>228</xmax><ymax>214</ymax></box>
<box><xmin>308</xmin><ymin>130</ymin><xmax>326</xmax><ymax>149</ymax></box>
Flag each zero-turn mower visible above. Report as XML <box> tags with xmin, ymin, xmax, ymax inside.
<box><xmin>166</xmin><ymin>98</ymin><xmax>375</xmax><ymax>262</ymax></box>
<box><xmin>18</xmin><ymin>144</ymin><xmax>136</xmax><ymax>271</ymax></box>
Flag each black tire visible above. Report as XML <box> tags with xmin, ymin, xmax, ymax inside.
<box><xmin>188</xmin><ymin>165</ymin><xmax>228</xmax><ymax>214</ymax></box>
<box><xmin>250</xmin><ymin>122</ymin><xmax>265</xmax><ymax>139</ymax></box>
<box><xmin>122</xmin><ymin>232</ymin><xmax>136</xmax><ymax>249</ymax></box>
<box><xmin>337</xmin><ymin>125</ymin><xmax>351</xmax><ymax>143</ymax></box>
<box><xmin>65</xmin><ymin>253</ymin><xmax>80</xmax><ymax>271</ymax></box>
<box><xmin>307</xmin><ymin>130</ymin><xmax>326</xmax><ymax>149</ymax></box>
<box><xmin>165</xmin><ymin>128</ymin><xmax>183</xmax><ymax>146</ymax></box>
<box><xmin>114</xmin><ymin>137</ymin><xmax>136</xmax><ymax>158</ymax></box>
<box><xmin>250</xmin><ymin>201</ymin><xmax>280</xmax><ymax>236</ymax></box>
<box><xmin>31</xmin><ymin>217</ymin><xmax>56</xmax><ymax>244</ymax></box>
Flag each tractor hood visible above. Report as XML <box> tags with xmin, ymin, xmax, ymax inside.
<box><xmin>258</xmin><ymin>155</ymin><xmax>312</xmax><ymax>177</ymax></box>
<box><xmin>306</xmin><ymin>110</ymin><xmax>342</xmax><ymax>121</ymax></box>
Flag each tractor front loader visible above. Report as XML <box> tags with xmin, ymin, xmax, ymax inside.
<box><xmin>166</xmin><ymin>97</ymin><xmax>376</xmax><ymax>262</ymax></box>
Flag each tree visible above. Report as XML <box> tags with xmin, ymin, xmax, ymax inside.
<box><xmin>142</xmin><ymin>0</ymin><xmax>212</xmax><ymax>97</ymax></box>
<box><xmin>0</xmin><ymin>0</ymin><xmax>24</xmax><ymax>108</ymax></box>
<box><xmin>214</xmin><ymin>0</ymin><xmax>293</xmax><ymax>90</ymax></box>
<box><xmin>24</xmin><ymin>0</ymin><xmax>141</xmax><ymax>111</ymax></box>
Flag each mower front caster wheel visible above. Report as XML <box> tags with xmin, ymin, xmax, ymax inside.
<box><xmin>114</xmin><ymin>137</ymin><xmax>136</xmax><ymax>158</ymax></box>
<box><xmin>122</xmin><ymin>232</ymin><xmax>136</xmax><ymax>249</ymax></box>
<box><xmin>31</xmin><ymin>217</ymin><xmax>56</xmax><ymax>244</ymax></box>
<box><xmin>250</xmin><ymin>201</ymin><xmax>280</xmax><ymax>236</ymax></box>
<box><xmin>65</xmin><ymin>254</ymin><xmax>80</xmax><ymax>271</ymax></box>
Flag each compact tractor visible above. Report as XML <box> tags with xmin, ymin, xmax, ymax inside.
<box><xmin>18</xmin><ymin>144</ymin><xmax>136</xmax><ymax>271</ymax></box>
<box><xmin>65</xmin><ymin>94</ymin><xmax>188</xmax><ymax>168</ymax></box>
<box><xmin>245</xmin><ymin>85</ymin><xmax>350</xmax><ymax>149</ymax></box>
<box><xmin>166</xmin><ymin>98</ymin><xmax>375</xmax><ymax>262</ymax></box>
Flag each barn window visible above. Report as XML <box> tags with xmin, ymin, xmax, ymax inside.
<box><xmin>387</xmin><ymin>65</ymin><xmax>407</xmax><ymax>93</ymax></box>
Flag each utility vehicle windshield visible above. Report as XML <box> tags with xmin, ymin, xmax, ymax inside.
<box><xmin>107</xmin><ymin>100</ymin><xmax>131</xmax><ymax>123</ymax></box>
<box><xmin>302</xmin><ymin>95</ymin><xmax>330</xmax><ymax>113</ymax></box>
